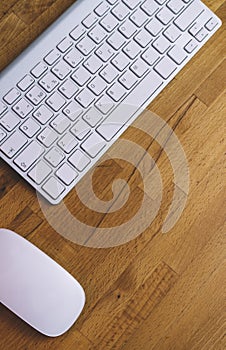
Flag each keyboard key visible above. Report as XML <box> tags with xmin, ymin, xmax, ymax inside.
<box><xmin>156</xmin><ymin>7</ymin><xmax>174</xmax><ymax>25</ymax></box>
<box><xmin>46</xmin><ymin>92</ymin><xmax>66</xmax><ymax>112</ymax></box>
<box><xmin>184</xmin><ymin>39</ymin><xmax>198</xmax><ymax>53</ymax></box>
<box><xmin>146</xmin><ymin>18</ymin><xmax>163</xmax><ymax>36</ymax></box>
<box><xmin>141</xmin><ymin>0</ymin><xmax>159</xmax><ymax>16</ymax></box>
<box><xmin>130</xmin><ymin>59</ymin><xmax>149</xmax><ymax>77</ymax></box>
<box><xmin>95</xmin><ymin>3</ymin><xmax>110</xmax><ymax>16</ymax></box>
<box><xmin>58</xmin><ymin>79</ymin><xmax>78</xmax><ymax>99</ymax></box>
<box><xmin>57</xmin><ymin>37</ymin><xmax>73</xmax><ymax>52</ymax></box>
<box><xmin>52</xmin><ymin>60</ymin><xmax>72</xmax><ymax>80</ymax></box>
<box><xmin>44</xmin><ymin>49</ymin><xmax>61</xmax><ymax>65</ymax></box>
<box><xmin>45</xmin><ymin>147</ymin><xmax>65</xmax><ymax>167</ymax></box>
<box><xmin>58</xmin><ymin>132</ymin><xmax>78</xmax><ymax>153</ymax></box>
<box><xmin>119</xmin><ymin>20</ymin><xmax>137</xmax><ymax>38</ymax></box>
<box><xmin>107</xmin><ymin>31</ymin><xmax>126</xmax><ymax>50</ymax></box>
<box><xmin>163</xmin><ymin>24</ymin><xmax>181</xmax><ymax>42</ymax></box>
<box><xmin>195</xmin><ymin>28</ymin><xmax>208</xmax><ymax>42</ymax></box>
<box><xmin>29</xmin><ymin>160</ymin><xmax>52</xmax><ymax>185</ymax></box>
<box><xmin>31</xmin><ymin>62</ymin><xmax>48</xmax><ymax>78</ymax></box>
<box><xmin>96</xmin><ymin>43</ymin><xmax>114</xmax><ymax>62</ymax></box>
<box><xmin>3</xmin><ymin>88</ymin><xmax>21</xmax><ymax>105</ymax></box>
<box><xmin>0</xmin><ymin>127</ymin><xmax>7</xmax><ymax>142</ymax></box>
<box><xmin>64</xmin><ymin>48</ymin><xmax>83</xmax><ymax>68</ymax></box>
<box><xmin>56</xmin><ymin>163</ymin><xmax>78</xmax><ymax>185</ymax></box>
<box><xmin>39</xmin><ymin>72</ymin><xmax>59</xmax><ymax>93</ymax></box>
<box><xmin>119</xmin><ymin>70</ymin><xmax>138</xmax><ymax>89</ymax></box>
<box><xmin>81</xmin><ymin>133</ymin><xmax>106</xmax><ymax>158</ymax></box>
<box><xmin>154</xmin><ymin>56</ymin><xmax>177</xmax><ymax>79</ymax></box>
<box><xmin>123</xmin><ymin>41</ymin><xmax>141</xmax><ymax>59</ymax></box>
<box><xmin>76</xmin><ymin>89</ymin><xmax>95</xmax><ymax>108</ymax></box>
<box><xmin>100</xmin><ymin>13</ymin><xmax>118</xmax><ymax>32</ymax></box>
<box><xmin>111</xmin><ymin>52</ymin><xmax>130</xmax><ymax>71</ymax></box>
<box><xmin>1</xmin><ymin>131</ymin><xmax>27</xmax><ymax>158</ymax></box>
<box><xmin>20</xmin><ymin>118</ymin><xmax>41</xmax><ymax>138</ymax></box>
<box><xmin>50</xmin><ymin>115</ymin><xmax>70</xmax><ymax>134</ymax></box>
<box><xmin>134</xmin><ymin>29</ymin><xmax>152</xmax><ymax>48</ymax></box>
<box><xmin>112</xmin><ymin>3</ymin><xmax>130</xmax><ymax>21</ymax></box>
<box><xmin>130</xmin><ymin>8</ymin><xmax>148</xmax><ymax>27</ymax></box>
<box><xmin>83</xmin><ymin>108</ymin><xmax>103</xmax><ymax>127</ymax></box>
<box><xmin>63</xmin><ymin>101</ymin><xmax>82</xmax><ymax>121</ymax></box>
<box><xmin>141</xmin><ymin>47</ymin><xmax>160</xmax><ymax>66</ymax></box>
<box><xmin>71</xmin><ymin>66</ymin><xmax>90</xmax><ymax>86</ymax></box>
<box><xmin>17</xmin><ymin>75</ymin><xmax>35</xmax><ymax>92</ymax></box>
<box><xmin>167</xmin><ymin>0</ymin><xmax>184</xmax><ymax>14</ymax></box>
<box><xmin>70</xmin><ymin>25</ymin><xmax>86</xmax><ymax>40</ymax></box>
<box><xmin>71</xmin><ymin>119</ymin><xmax>91</xmax><ymax>140</ymax></box>
<box><xmin>26</xmin><ymin>86</ymin><xmax>46</xmax><ymax>106</ymax></box>
<box><xmin>152</xmin><ymin>36</ymin><xmax>171</xmax><ymax>54</ymax></box>
<box><xmin>0</xmin><ymin>111</ymin><xmax>20</xmax><ymax>131</ymax></box>
<box><xmin>77</xmin><ymin>36</ymin><xmax>96</xmax><ymax>56</ymax></box>
<box><xmin>205</xmin><ymin>17</ymin><xmax>219</xmax><ymax>31</ymax></box>
<box><xmin>88</xmin><ymin>76</ymin><xmax>107</xmax><ymax>96</ymax></box>
<box><xmin>122</xmin><ymin>0</ymin><xmax>141</xmax><ymax>9</ymax></box>
<box><xmin>37</xmin><ymin>127</ymin><xmax>58</xmax><ymax>147</ymax></box>
<box><xmin>168</xmin><ymin>45</ymin><xmax>187</xmax><ymax>64</ymax></box>
<box><xmin>69</xmin><ymin>149</ymin><xmax>91</xmax><ymax>172</ymax></box>
<box><xmin>14</xmin><ymin>141</ymin><xmax>44</xmax><ymax>171</ymax></box>
<box><xmin>107</xmin><ymin>82</ymin><xmax>126</xmax><ymax>102</ymax></box>
<box><xmin>33</xmin><ymin>105</ymin><xmax>53</xmax><ymax>124</ymax></box>
<box><xmin>42</xmin><ymin>177</ymin><xmax>65</xmax><ymax>199</ymax></box>
<box><xmin>88</xmin><ymin>25</ymin><xmax>107</xmax><ymax>44</ymax></box>
<box><xmin>82</xmin><ymin>13</ymin><xmax>98</xmax><ymax>28</ymax></box>
<box><xmin>0</xmin><ymin>101</ymin><xmax>7</xmax><ymax>116</ymax></box>
<box><xmin>83</xmin><ymin>55</ymin><xmax>103</xmax><ymax>74</ymax></box>
<box><xmin>13</xmin><ymin>98</ymin><xmax>33</xmax><ymax>118</ymax></box>
<box><xmin>100</xmin><ymin>65</ymin><xmax>119</xmax><ymax>83</ymax></box>
<box><xmin>95</xmin><ymin>95</ymin><xmax>114</xmax><ymax>114</ymax></box>
<box><xmin>174</xmin><ymin>1</ymin><xmax>204</xmax><ymax>31</ymax></box>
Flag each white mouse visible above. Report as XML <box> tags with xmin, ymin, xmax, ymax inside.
<box><xmin>0</xmin><ymin>228</ymin><xmax>85</xmax><ymax>337</ymax></box>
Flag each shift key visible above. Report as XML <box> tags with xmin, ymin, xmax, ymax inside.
<box><xmin>14</xmin><ymin>141</ymin><xmax>44</xmax><ymax>171</ymax></box>
<box><xmin>174</xmin><ymin>2</ymin><xmax>204</xmax><ymax>31</ymax></box>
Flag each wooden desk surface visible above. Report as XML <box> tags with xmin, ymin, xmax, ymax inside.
<box><xmin>0</xmin><ymin>1</ymin><xmax>225</xmax><ymax>349</ymax></box>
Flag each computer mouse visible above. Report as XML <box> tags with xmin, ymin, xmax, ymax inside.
<box><xmin>0</xmin><ymin>228</ymin><xmax>85</xmax><ymax>337</ymax></box>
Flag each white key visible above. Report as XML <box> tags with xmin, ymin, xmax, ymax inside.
<box><xmin>174</xmin><ymin>1</ymin><xmax>204</xmax><ymax>31</ymax></box>
<box><xmin>95</xmin><ymin>43</ymin><xmax>114</xmax><ymax>62</ymax></box>
<box><xmin>42</xmin><ymin>177</ymin><xmax>65</xmax><ymax>199</ymax></box>
<box><xmin>97</xmin><ymin>71</ymin><xmax>163</xmax><ymax>141</ymax></box>
<box><xmin>81</xmin><ymin>133</ymin><xmax>106</xmax><ymax>158</ymax></box>
<box><xmin>83</xmin><ymin>55</ymin><xmax>103</xmax><ymax>74</ymax></box>
<box><xmin>57</xmin><ymin>37</ymin><xmax>73</xmax><ymax>52</ymax></box>
<box><xmin>0</xmin><ymin>127</ymin><xmax>7</xmax><ymax>142</ymax></box>
<box><xmin>17</xmin><ymin>75</ymin><xmax>34</xmax><ymax>92</ymax></box>
<box><xmin>0</xmin><ymin>101</ymin><xmax>7</xmax><ymax>116</ymax></box>
<box><xmin>13</xmin><ymin>98</ymin><xmax>33</xmax><ymax>118</ymax></box>
<box><xmin>163</xmin><ymin>24</ymin><xmax>181</xmax><ymax>42</ymax></box>
<box><xmin>14</xmin><ymin>141</ymin><xmax>44</xmax><ymax>171</ymax></box>
<box><xmin>95</xmin><ymin>3</ymin><xmax>110</xmax><ymax>16</ymax></box>
<box><xmin>76</xmin><ymin>89</ymin><xmax>95</xmax><ymax>108</ymax></box>
<box><xmin>142</xmin><ymin>47</ymin><xmax>160</xmax><ymax>66</ymax></box>
<box><xmin>152</xmin><ymin>36</ymin><xmax>171</xmax><ymax>54</ymax></box>
<box><xmin>88</xmin><ymin>25</ymin><xmax>107</xmax><ymax>44</ymax></box>
<box><xmin>100</xmin><ymin>13</ymin><xmax>118</xmax><ymax>32</ymax></box>
<box><xmin>83</xmin><ymin>108</ymin><xmax>103</xmax><ymax>127</ymax></box>
<box><xmin>69</xmin><ymin>149</ymin><xmax>91</xmax><ymax>172</ymax></box>
<box><xmin>156</xmin><ymin>7</ymin><xmax>174</xmax><ymax>25</ymax></box>
<box><xmin>46</xmin><ymin>92</ymin><xmax>66</xmax><ymax>112</ymax></box>
<box><xmin>37</xmin><ymin>127</ymin><xmax>58</xmax><ymax>147</ymax></box>
<box><xmin>119</xmin><ymin>20</ymin><xmax>137</xmax><ymax>38</ymax></box>
<box><xmin>122</xmin><ymin>0</ymin><xmax>141</xmax><ymax>9</ymax></box>
<box><xmin>29</xmin><ymin>160</ymin><xmax>52</xmax><ymax>185</ymax></box>
<box><xmin>123</xmin><ymin>41</ymin><xmax>141</xmax><ymax>59</ymax></box>
<box><xmin>50</xmin><ymin>114</ymin><xmax>70</xmax><ymax>134</ymax></box>
<box><xmin>107</xmin><ymin>31</ymin><xmax>126</xmax><ymax>50</ymax></box>
<box><xmin>1</xmin><ymin>131</ymin><xmax>27</xmax><ymax>158</ymax></box>
<box><xmin>33</xmin><ymin>105</ymin><xmax>53</xmax><ymax>124</ymax></box>
<box><xmin>134</xmin><ymin>29</ymin><xmax>152</xmax><ymax>48</ymax></box>
<box><xmin>195</xmin><ymin>28</ymin><xmax>208</xmax><ymax>42</ymax></box>
<box><xmin>146</xmin><ymin>18</ymin><xmax>163</xmax><ymax>36</ymax></box>
<box><xmin>112</xmin><ymin>3</ymin><xmax>130</xmax><ymax>21</ymax></box>
<box><xmin>31</xmin><ymin>62</ymin><xmax>48</xmax><ymax>78</ymax></box>
<box><xmin>26</xmin><ymin>86</ymin><xmax>46</xmax><ymax>106</ymax></box>
<box><xmin>130</xmin><ymin>9</ymin><xmax>148</xmax><ymax>27</ymax></box>
<box><xmin>141</xmin><ymin>0</ymin><xmax>159</xmax><ymax>16</ymax></box>
<box><xmin>58</xmin><ymin>132</ymin><xmax>78</xmax><ymax>153</ymax></box>
<box><xmin>45</xmin><ymin>147</ymin><xmax>65</xmax><ymax>167</ymax></box>
<box><xmin>71</xmin><ymin>119</ymin><xmax>91</xmax><ymax>140</ymax></box>
<box><xmin>0</xmin><ymin>111</ymin><xmax>20</xmax><ymax>131</ymax></box>
<box><xmin>154</xmin><ymin>56</ymin><xmax>177</xmax><ymax>79</ymax></box>
<box><xmin>52</xmin><ymin>60</ymin><xmax>72</xmax><ymax>80</ymax></box>
<box><xmin>107</xmin><ymin>83</ymin><xmax>126</xmax><ymax>102</ymax></box>
<box><xmin>77</xmin><ymin>37</ymin><xmax>96</xmax><ymax>56</ymax></box>
<box><xmin>39</xmin><ymin>72</ymin><xmax>59</xmax><ymax>93</ymax></box>
<box><xmin>189</xmin><ymin>23</ymin><xmax>203</xmax><ymax>37</ymax></box>
<box><xmin>168</xmin><ymin>45</ymin><xmax>187</xmax><ymax>64</ymax></box>
<box><xmin>205</xmin><ymin>17</ymin><xmax>218</xmax><ymax>31</ymax></box>
<box><xmin>20</xmin><ymin>118</ymin><xmax>41</xmax><ymax>138</ymax></box>
<box><xmin>64</xmin><ymin>48</ymin><xmax>83</xmax><ymax>68</ymax></box>
<box><xmin>111</xmin><ymin>52</ymin><xmax>130</xmax><ymax>71</ymax></box>
<box><xmin>95</xmin><ymin>95</ymin><xmax>114</xmax><ymax>114</ymax></box>
<box><xmin>63</xmin><ymin>101</ymin><xmax>82</xmax><ymax>121</ymax></box>
<box><xmin>4</xmin><ymin>88</ymin><xmax>21</xmax><ymax>105</ymax></box>
<box><xmin>88</xmin><ymin>76</ymin><xmax>107</xmax><ymax>96</ymax></box>
<box><xmin>119</xmin><ymin>71</ymin><xmax>138</xmax><ymax>89</ymax></box>
<box><xmin>44</xmin><ymin>49</ymin><xmax>61</xmax><ymax>65</ymax></box>
<box><xmin>71</xmin><ymin>66</ymin><xmax>90</xmax><ymax>86</ymax></box>
<box><xmin>70</xmin><ymin>25</ymin><xmax>86</xmax><ymax>41</ymax></box>
<box><xmin>82</xmin><ymin>13</ymin><xmax>98</xmax><ymax>28</ymax></box>
<box><xmin>59</xmin><ymin>79</ymin><xmax>78</xmax><ymax>99</ymax></box>
<box><xmin>100</xmin><ymin>65</ymin><xmax>118</xmax><ymax>83</ymax></box>
<box><xmin>56</xmin><ymin>163</ymin><xmax>78</xmax><ymax>185</ymax></box>
<box><xmin>167</xmin><ymin>0</ymin><xmax>184</xmax><ymax>14</ymax></box>
<box><xmin>184</xmin><ymin>39</ymin><xmax>198</xmax><ymax>53</ymax></box>
<box><xmin>130</xmin><ymin>58</ymin><xmax>149</xmax><ymax>77</ymax></box>
<box><xmin>155</xmin><ymin>0</ymin><xmax>167</xmax><ymax>4</ymax></box>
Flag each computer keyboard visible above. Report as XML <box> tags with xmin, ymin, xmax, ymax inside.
<box><xmin>0</xmin><ymin>0</ymin><xmax>221</xmax><ymax>204</ymax></box>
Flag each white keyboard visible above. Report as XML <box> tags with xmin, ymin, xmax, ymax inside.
<box><xmin>0</xmin><ymin>0</ymin><xmax>221</xmax><ymax>204</ymax></box>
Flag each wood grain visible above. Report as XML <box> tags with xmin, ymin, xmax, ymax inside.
<box><xmin>0</xmin><ymin>1</ymin><xmax>225</xmax><ymax>350</ymax></box>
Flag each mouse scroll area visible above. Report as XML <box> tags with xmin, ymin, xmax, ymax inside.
<box><xmin>0</xmin><ymin>229</ymin><xmax>85</xmax><ymax>337</ymax></box>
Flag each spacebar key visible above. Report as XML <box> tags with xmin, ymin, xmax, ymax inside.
<box><xmin>96</xmin><ymin>71</ymin><xmax>163</xmax><ymax>141</ymax></box>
